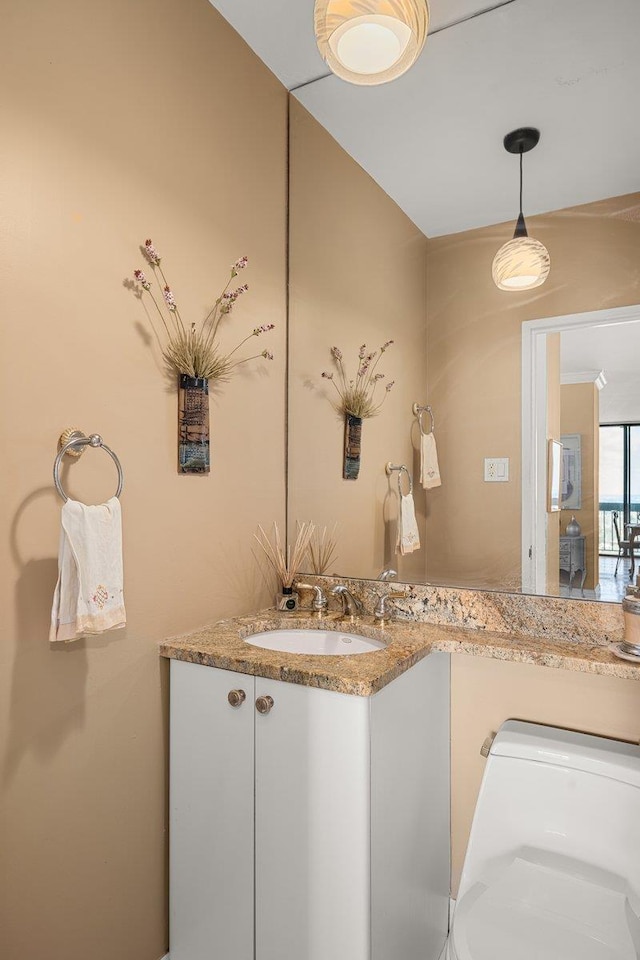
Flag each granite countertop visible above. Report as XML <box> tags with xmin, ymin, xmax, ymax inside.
<box><xmin>159</xmin><ymin>607</ymin><xmax>640</xmax><ymax>697</ymax></box>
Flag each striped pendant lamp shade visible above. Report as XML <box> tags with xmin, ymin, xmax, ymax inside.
<box><xmin>493</xmin><ymin>128</ymin><xmax>551</xmax><ymax>292</ymax></box>
<box><xmin>314</xmin><ymin>0</ymin><xmax>429</xmax><ymax>85</ymax></box>
<box><xmin>492</xmin><ymin>236</ymin><xmax>551</xmax><ymax>291</ymax></box>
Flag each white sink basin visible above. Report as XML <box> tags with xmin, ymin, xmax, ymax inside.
<box><xmin>245</xmin><ymin>629</ymin><xmax>385</xmax><ymax>656</ymax></box>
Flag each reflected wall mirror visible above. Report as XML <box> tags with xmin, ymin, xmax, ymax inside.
<box><xmin>281</xmin><ymin>0</ymin><xmax>640</xmax><ymax>604</ymax></box>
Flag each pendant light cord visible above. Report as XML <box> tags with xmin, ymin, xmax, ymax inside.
<box><xmin>519</xmin><ymin>148</ymin><xmax>523</xmax><ymax>217</ymax></box>
<box><xmin>512</xmin><ymin>146</ymin><xmax>527</xmax><ymax>238</ymax></box>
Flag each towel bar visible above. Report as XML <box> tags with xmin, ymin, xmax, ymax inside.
<box><xmin>53</xmin><ymin>429</ymin><xmax>124</xmax><ymax>502</ymax></box>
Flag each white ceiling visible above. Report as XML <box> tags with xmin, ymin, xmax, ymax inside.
<box><xmin>562</xmin><ymin>321</ymin><xmax>640</xmax><ymax>424</ymax></box>
<box><xmin>209</xmin><ymin>0</ymin><xmax>497</xmax><ymax>88</ymax></box>
<box><xmin>209</xmin><ymin>0</ymin><xmax>640</xmax><ymax>237</ymax></box>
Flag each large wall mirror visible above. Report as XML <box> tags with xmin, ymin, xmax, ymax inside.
<box><xmin>287</xmin><ymin>93</ymin><xmax>640</xmax><ymax>603</ymax></box>
<box><xmin>286</xmin><ymin>0</ymin><xmax>640</xmax><ymax>604</ymax></box>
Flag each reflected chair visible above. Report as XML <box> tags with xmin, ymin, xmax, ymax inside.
<box><xmin>612</xmin><ymin>511</ymin><xmax>640</xmax><ymax>575</ymax></box>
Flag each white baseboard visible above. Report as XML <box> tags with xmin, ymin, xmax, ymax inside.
<box><xmin>161</xmin><ymin>907</ymin><xmax>457</xmax><ymax>960</ymax></box>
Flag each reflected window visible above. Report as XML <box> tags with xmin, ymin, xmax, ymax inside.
<box><xmin>599</xmin><ymin>423</ymin><xmax>640</xmax><ymax>553</ymax></box>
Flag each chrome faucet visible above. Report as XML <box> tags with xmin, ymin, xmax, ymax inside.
<box><xmin>378</xmin><ymin>568</ymin><xmax>398</xmax><ymax>582</ymax></box>
<box><xmin>373</xmin><ymin>590</ymin><xmax>408</xmax><ymax>625</ymax></box>
<box><xmin>331</xmin><ymin>584</ymin><xmax>364</xmax><ymax>621</ymax></box>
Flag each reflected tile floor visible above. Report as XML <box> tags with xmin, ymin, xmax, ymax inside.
<box><xmin>560</xmin><ymin>555</ymin><xmax>633</xmax><ymax>602</ymax></box>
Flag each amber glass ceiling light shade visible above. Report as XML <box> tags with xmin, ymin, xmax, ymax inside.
<box><xmin>314</xmin><ymin>0</ymin><xmax>429</xmax><ymax>85</ymax></box>
<box><xmin>492</xmin><ymin>128</ymin><xmax>551</xmax><ymax>291</ymax></box>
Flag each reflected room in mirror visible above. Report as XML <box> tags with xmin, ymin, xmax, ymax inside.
<box><xmin>287</xmin><ymin>8</ymin><xmax>640</xmax><ymax>604</ymax></box>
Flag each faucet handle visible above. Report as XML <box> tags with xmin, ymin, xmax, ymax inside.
<box><xmin>374</xmin><ymin>589</ymin><xmax>408</xmax><ymax>623</ymax></box>
<box><xmin>294</xmin><ymin>582</ymin><xmax>328</xmax><ymax>614</ymax></box>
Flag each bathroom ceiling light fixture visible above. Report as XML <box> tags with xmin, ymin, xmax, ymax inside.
<box><xmin>314</xmin><ymin>0</ymin><xmax>429</xmax><ymax>86</ymax></box>
<box><xmin>492</xmin><ymin>128</ymin><xmax>551</xmax><ymax>292</ymax></box>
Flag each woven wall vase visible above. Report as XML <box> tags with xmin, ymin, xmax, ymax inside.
<box><xmin>178</xmin><ymin>375</ymin><xmax>210</xmax><ymax>474</ymax></box>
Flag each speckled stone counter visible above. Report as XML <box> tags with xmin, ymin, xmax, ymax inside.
<box><xmin>159</xmin><ymin>601</ymin><xmax>640</xmax><ymax>697</ymax></box>
<box><xmin>304</xmin><ymin>576</ymin><xmax>626</xmax><ymax>645</ymax></box>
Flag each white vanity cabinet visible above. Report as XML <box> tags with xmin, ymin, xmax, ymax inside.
<box><xmin>170</xmin><ymin>652</ymin><xmax>450</xmax><ymax>960</ymax></box>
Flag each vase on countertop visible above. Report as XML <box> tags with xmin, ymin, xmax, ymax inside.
<box><xmin>275</xmin><ymin>585</ymin><xmax>299</xmax><ymax>612</ymax></box>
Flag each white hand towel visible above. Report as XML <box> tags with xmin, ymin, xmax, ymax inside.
<box><xmin>50</xmin><ymin>497</ymin><xmax>126</xmax><ymax>643</ymax></box>
<box><xmin>420</xmin><ymin>432</ymin><xmax>441</xmax><ymax>490</ymax></box>
<box><xmin>396</xmin><ymin>493</ymin><xmax>421</xmax><ymax>556</ymax></box>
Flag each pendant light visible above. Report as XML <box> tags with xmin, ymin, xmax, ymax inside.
<box><xmin>492</xmin><ymin>128</ymin><xmax>551</xmax><ymax>291</ymax></box>
<box><xmin>314</xmin><ymin>0</ymin><xmax>429</xmax><ymax>86</ymax></box>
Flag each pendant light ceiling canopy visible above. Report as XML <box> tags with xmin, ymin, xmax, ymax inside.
<box><xmin>492</xmin><ymin>128</ymin><xmax>551</xmax><ymax>292</ymax></box>
<box><xmin>314</xmin><ymin>0</ymin><xmax>429</xmax><ymax>86</ymax></box>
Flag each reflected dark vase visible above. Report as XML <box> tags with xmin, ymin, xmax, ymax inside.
<box><xmin>343</xmin><ymin>414</ymin><xmax>362</xmax><ymax>480</ymax></box>
<box><xmin>178</xmin><ymin>375</ymin><xmax>210</xmax><ymax>474</ymax></box>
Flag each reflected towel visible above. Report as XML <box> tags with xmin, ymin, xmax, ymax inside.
<box><xmin>396</xmin><ymin>493</ymin><xmax>421</xmax><ymax>556</ymax></box>
<box><xmin>421</xmin><ymin>432</ymin><xmax>441</xmax><ymax>490</ymax></box>
<box><xmin>50</xmin><ymin>497</ymin><xmax>126</xmax><ymax>643</ymax></box>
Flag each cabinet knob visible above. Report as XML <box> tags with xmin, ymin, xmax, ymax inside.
<box><xmin>255</xmin><ymin>695</ymin><xmax>274</xmax><ymax>715</ymax></box>
<box><xmin>228</xmin><ymin>689</ymin><xmax>246</xmax><ymax>708</ymax></box>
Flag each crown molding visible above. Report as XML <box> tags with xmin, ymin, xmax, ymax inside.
<box><xmin>561</xmin><ymin>369</ymin><xmax>607</xmax><ymax>390</ymax></box>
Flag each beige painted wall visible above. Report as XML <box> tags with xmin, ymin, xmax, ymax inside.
<box><xmin>561</xmin><ymin>383</ymin><xmax>600</xmax><ymax>590</ymax></box>
<box><xmin>0</xmin><ymin>2</ymin><xmax>287</xmax><ymax>958</ymax></box>
<box><xmin>426</xmin><ymin>193</ymin><xmax>640</xmax><ymax>592</ymax></box>
<box><xmin>288</xmin><ymin>101</ymin><xmax>429</xmax><ymax>583</ymax></box>
<box><xmin>451</xmin><ymin>654</ymin><xmax>640</xmax><ymax>896</ymax></box>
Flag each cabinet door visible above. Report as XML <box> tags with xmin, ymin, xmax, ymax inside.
<box><xmin>370</xmin><ymin>652</ymin><xmax>450</xmax><ymax>960</ymax></box>
<box><xmin>255</xmin><ymin>678</ymin><xmax>371</xmax><ymax>960</ymax></box>
<box><xmin>170</xmin><ymin>661</ymin><xmax>254</xmax><ymax>960</ymax></box>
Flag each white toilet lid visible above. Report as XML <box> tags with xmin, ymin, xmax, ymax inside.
<box><xmin>451</xmin><ymin>857</ymin><xmax>638</xmax><ymax>960</ymax></box>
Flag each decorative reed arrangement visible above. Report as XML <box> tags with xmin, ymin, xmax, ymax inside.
<box><xmin>132</xmin><ymin>240</ymin><xmax>275</xmax><ymax>380</ymax></box>
<box><xmin>254</xmin><ymin>522</ymin><xmax>316</xmax><ymax>590</ymax></box>
<box><xmin>307</xmin><ymin>524</ymin><xmax>339</xmax><ymax>575</ymax></box>
<box><xmin>321</xmin><ymin>341</ymin><xmax>395</xmax><ymax>418</ymax></box>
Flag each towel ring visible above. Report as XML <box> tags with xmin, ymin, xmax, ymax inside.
<box><xmin>53</xmin><ymin>430</ymin><xmax>124</xmax><ymax>502</ymax></box>
<box><xmin>413</xmin><ymin>403</ymin><xmax>435</xmax><ymax>436</ymax></box>
<box><xmin>385</xmin><ymin>462</ymin><xmax>413</xmax><ymax>497</ymax></box>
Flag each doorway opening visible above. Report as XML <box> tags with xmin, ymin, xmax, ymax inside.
<box><xmin>522</xmin><ymin>304</ymin><xmax>640</xmax><ymax>598</ymax></box>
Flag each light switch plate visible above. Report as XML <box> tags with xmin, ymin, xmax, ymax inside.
<box><xmin>484</xmin><ymin>457</ymin><xmax>509</xmax><ymax>482</ymax></box>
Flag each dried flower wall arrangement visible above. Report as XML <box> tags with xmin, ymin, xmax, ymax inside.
<box><xmin>321</xmin><ymin>341</ymin><xmax>395</xmax><ymax>419</ymax></box>
<box><xmin>131</xmin><ymin>239</ymin><xmax>275</xmax><ymax>474</ymax></box>
<box><xmin>321</xmin><ymin>341</ymin><xmax>395</xmax><ymax>480</ymax></box>
<box><xmin>133</xmin><ymin>241</ymin><xmax>274</xmax><ymax>380</ymax></box>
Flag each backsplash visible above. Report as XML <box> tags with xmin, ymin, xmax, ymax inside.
<box><xmin>302</xmin><ymin>576</ymin><xmax>624</xmax><ymax>646</ymax></box>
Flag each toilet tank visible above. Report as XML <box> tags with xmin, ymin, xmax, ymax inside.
<box><xmin>457</xmin><ymin>721</ymin><xmax>640</xmax><ymax>903</ymax></box>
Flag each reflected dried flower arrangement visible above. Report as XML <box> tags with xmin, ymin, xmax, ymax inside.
<box><xmin>254</xmin><ymin>521</ymin><xmax>316</xmax><ymax>590</ymax></box>
<box><xmin>307</xmin><ymin>523</ymin><xmax>339</xmax><ymax>575</ymax></box>
<box><xmin>321</xmin><ymin>341</ymin><xmax>395</xmax><ymax>418</ymax></box>
<box><xmin>132</xmin><ymin>240</ymin><xmax>274</xmax><ymax>380</ymax></box>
